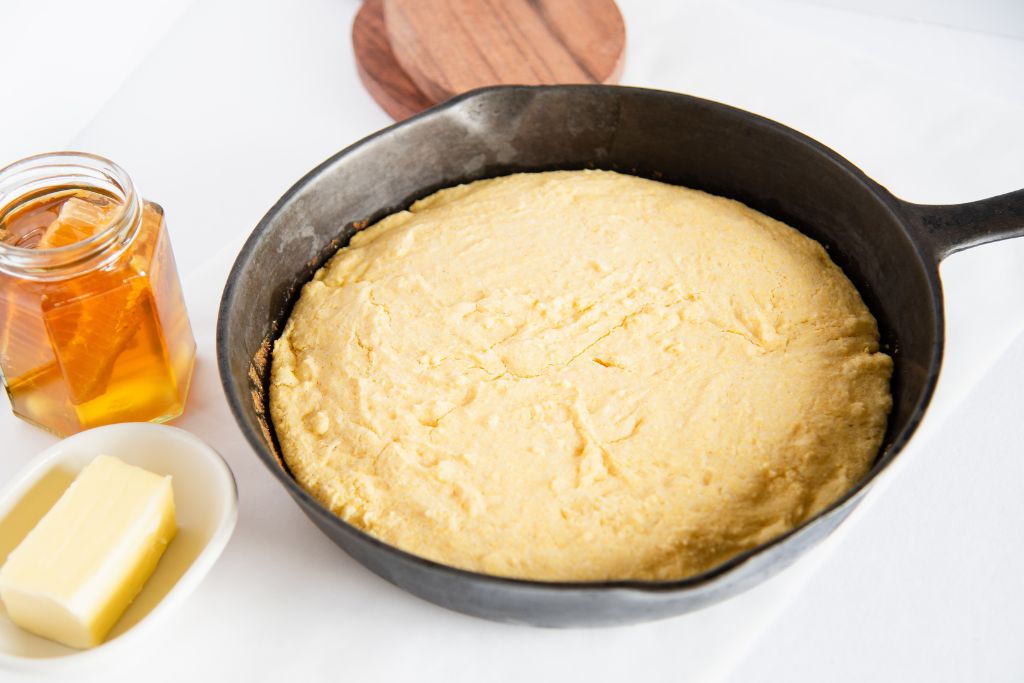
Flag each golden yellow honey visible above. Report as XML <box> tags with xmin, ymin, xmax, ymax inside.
<box><xmin>0</xmin><ymin>154</ymin><xmax>195</xmax><ymax>436</ymax></box>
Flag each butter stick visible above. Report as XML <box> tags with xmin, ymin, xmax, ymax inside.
<box><xmin>0</xmin><ymin>455</ymin><xmax>176</xmax><ymax>649</ymax></box>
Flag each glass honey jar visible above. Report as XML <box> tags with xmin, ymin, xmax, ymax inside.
<box><xmin>0</xmin><ymin>152</ymin><xmax>195</xmax><ymax>436</ymax></box>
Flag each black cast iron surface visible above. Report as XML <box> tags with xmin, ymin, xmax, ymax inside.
<box><xmin>217</xmin><ymin>85</ymin><xmax>1024</xmax><ymax>627</ymax></box>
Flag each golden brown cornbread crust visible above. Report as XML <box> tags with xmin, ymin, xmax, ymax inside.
<box><xmin>270</xmin><ymin>170</ymin><xmax>892</xmax><ymax>581</ymax></box>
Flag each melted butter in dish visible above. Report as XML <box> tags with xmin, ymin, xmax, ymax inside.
<box><xmin>270</xmin><ymin>170</ymin><xmax>892</xmax><ymax>581</ymax></box>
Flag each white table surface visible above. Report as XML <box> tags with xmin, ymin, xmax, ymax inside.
<box><xmin>2</xmin><ymin>1</ymin><xmax>1023</xmax><ymax>681</ymax></box>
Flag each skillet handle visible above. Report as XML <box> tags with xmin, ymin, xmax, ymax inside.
<box><xmin>903</xmin><ymin>188</ymin><xmax>1024</xmax><ymax>262</ymax></box>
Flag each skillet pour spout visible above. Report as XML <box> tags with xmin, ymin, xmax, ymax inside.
<box><xmin>218</xmin><ymin>85</ymin><xmax>1024</xmax><ymax>627</ymax></box>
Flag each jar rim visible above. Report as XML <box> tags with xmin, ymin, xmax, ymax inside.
<box><xmin>0</xmin><ymin>151</ymin><xmax>142</xmax><ymax>279</ymax></box>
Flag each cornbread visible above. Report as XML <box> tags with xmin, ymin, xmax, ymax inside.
<box><xmin>270</xmin><ymin>170</ymin><xmax>892</xmax><ymax>581</ymax></box>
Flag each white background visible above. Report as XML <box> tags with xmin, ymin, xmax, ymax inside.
<box><xmin>2</xmin><ymin>1</ymin><xmax>1023</xmax><ymax>681</ymax></box>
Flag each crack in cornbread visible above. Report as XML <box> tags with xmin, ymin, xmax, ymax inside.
<box><xmin>270</xmin><ymin>170</ymin><xmax>892</xmax><ymax>581</ymax></box>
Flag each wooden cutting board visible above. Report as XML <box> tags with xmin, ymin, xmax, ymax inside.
<box><xmin>352</xmin><ymin>0</ymin><xmax>435</xmax><ymax>121</ymax></box>
<box><xmin>352</xmin><ymin>0</ymin><xmax>626</xmax><ymax>120</ymax></box>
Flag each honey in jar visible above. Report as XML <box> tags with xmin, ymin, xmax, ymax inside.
<box><xmin>0</xmin><ymin>152</ymin><xmax>195</xmax><ymax>436</ymax></box>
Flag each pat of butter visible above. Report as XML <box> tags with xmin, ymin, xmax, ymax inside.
<box><xmin>0</xmin><ymin>455</ymin><xmax>176</xmax><ymax>649</ymax></box>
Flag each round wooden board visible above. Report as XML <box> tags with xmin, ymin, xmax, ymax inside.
<box><xmin>383</xmin><ymin>0</ymin><xmax>626</xmax><ymax>105</ymax></box>
<box><xmin>352</xmin><ymin>0</ymin><xmax>436</xmax><ymax>121</ymax></box>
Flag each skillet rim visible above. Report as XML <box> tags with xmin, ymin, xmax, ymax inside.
<box><xmin>216</xmin><ymin>83</ymin><xmax>945</xmax><ymax>594</ymax></box>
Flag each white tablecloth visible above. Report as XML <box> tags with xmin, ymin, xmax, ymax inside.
<box><xmin>2</xmin><ymin>1</ymin><xmax>1023</xmax><ymax>680</ymax></box>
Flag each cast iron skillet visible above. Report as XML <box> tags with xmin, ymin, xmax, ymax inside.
<box><xmin>217</xmin><ymin>85</ymin><xmax>1024</xmax><ymax>627</ymax></box>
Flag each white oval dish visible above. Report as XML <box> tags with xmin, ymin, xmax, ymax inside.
<box><xmin>0</xmin><ymin>423</ymin><xmax>238</xmax><ymax>672</ymax></box>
